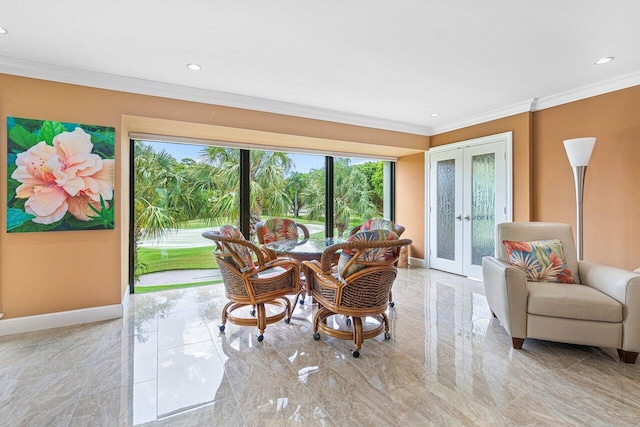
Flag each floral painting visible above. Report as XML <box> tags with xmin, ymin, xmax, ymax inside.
<box><xmin>7</xmin><ymin>117</ymin><xmax>115</xmax><ymax>232</ymax></box>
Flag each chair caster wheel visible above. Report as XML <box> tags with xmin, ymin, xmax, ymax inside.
<box><xmin>284</xmin><ymin>317</ymin><xmax>291</xmax><ymax>324</ymax></box>
<box><xmin>219</xmin><ymin>325</ymin><xmax>225</xmax><ymax>332</ymax></box>
<box><xmin>257</xmin><ymin>334</ymin><xmax>264</xmax><ymax>342</ymax></box>
<box><xmin>346</xmin><ymin>317</ymin><xmax>352</xmax><ymax>326</ymax></box>
<box><xmin>384</xmin><ymin>332</ymin><xmax>391</xmax><ymax>340</ymax></box>
<box><xmin>313</xmin><ymin>332</ymin><xmax>321</xmax><ymax>340</ymax></box>
<box><xmin>250</xmin><ymin>309</ymin><xmax>256</xmax><ymax>316</ymax></box>
<box><xmin>352</xmin><ymin>350</ymin><xmax>360</xmax><ymax>358</ymax></box>
<box><xmin>389</xmin><ymin>301</ymin><xmax>395</xmax><ymax>308</ymax></box>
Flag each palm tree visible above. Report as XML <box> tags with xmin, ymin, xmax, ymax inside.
<box><xmin>200</xmin><ymin>147</ymin><xmax>294</xmax><ymax>235</ymax></box>
<box><xmin>133</xmin><ymin>142</ymin><xmax>184</xmax><ymax>278</ymax></box>
<box><xmin>284</xmin><ymin>172</ymin><xmax>308</xmax><ymax>218</ymax></box>
<box><xmin>301</xmin><ymin>158</ymin><xmax>378</xmax><ymax>238</ymax></box>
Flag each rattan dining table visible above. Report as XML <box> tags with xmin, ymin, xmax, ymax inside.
<box><xmin>263</xmin><ymin>237</ymin><xmax>344</xmax><ymax>305</ymax></box>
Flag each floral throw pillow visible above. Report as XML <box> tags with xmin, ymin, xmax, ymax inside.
<box><xmin>262</xmin><ymin>218</ymin><xmax>299</xmax><ymax>243</ymax></box>
<box><xmin>360</xmin><ymin>218</ymin><xmax>395</xmax><ymax>233</ymax></box>
<box><xmin>219</xmin><ymin>225</ymin><xmax>255</xmax><ymax>271</ymax></box>
<box><xmin>503</xmin><ymin>239</ymin><xmax>575</xmax><ymax>283</ymax></box>
<box><xmin>337</xmin><ymin>229</ymin><xmax>399</xmax><ymax>279</ymax></box>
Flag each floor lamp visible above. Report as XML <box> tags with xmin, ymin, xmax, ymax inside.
<box><xmin>563</xmin><ymin>137</ymin><xmax>596</xmax><ymax>260</ymax></box>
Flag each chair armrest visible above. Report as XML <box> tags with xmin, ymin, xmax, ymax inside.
<box><xmin>578</xmin><ymin>261</ymin><xmax>640</xmax><ymax>302</ymax></box>
<box><xmin>579</xmin><ymin>261</ymin><xmax>640</xmax><ymax>352</ymax></box>
<box><xmin>302</xmin><ymin>260</ymin><xmax>337</xmax><ymax>286</ymax></box>
<box><xmin>259</xmin><ymin>244</ymin><xmax>278</xmax><ymax>261</ymax></box>
<box><xmin>482</xmin><ymin>256</ymin><xmax>528</xmax><ymax>339</ymax></box>
<box><xmin>302</xmin><ymin>260</ymin><xmax>340</xmax><ymax>288</ymax></box>
<box><xmin>302</xmin><ymin>260</ymin><xmax>322</xmax><ymax>274</ymax></box>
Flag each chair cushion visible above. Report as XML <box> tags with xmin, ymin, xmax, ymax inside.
<box><xmin>360</xmin><ymin>218</ymin><xmax>395</xmax><ymax>233</ymax></box>
<box><xmin>219</xmin><ymin>225</ymin><xmax>255</xmax><ymax>271</ymax></box>
<box><xmin>255</xmin><ymin>266</ymin><xmax>288</xmax><ymax>279</ymax></box>
<box><xmin>337</xmin><ymin>229</ymin><xmax>398</xmax><ymax>278</ymax></box>
<box><xmin>527</xmin><ymin>281</ymin><xmax>622</xmax><ymax>322</ymax></box>
<box><xmin>262</xmin><ymin>218</ymin><xmax>299</xmax><ymax>243</ymax></box>
<box><xmin>503</xmin><ymin>239</ymin><xmax>575</xmax><ymax>283</ymax></box>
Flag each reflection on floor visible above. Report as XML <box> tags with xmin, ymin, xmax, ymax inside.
<box><xmin>2</xmin><ymin>268</ymin><xmax>640</xmax><ymax>426</ymax></box>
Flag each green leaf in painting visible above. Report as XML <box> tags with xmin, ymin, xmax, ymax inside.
<box><xmin>38</xmin><ymin>121</ymin><xmax>67</xmax><ymax>145</ymax></box>
<box><xmin>87</xmin><ymin>195</ymin><xmax>115</xmax><ymax>229</ymax></box>
<box><xmin>9</xmin><ymin>216</ymin><xmax>63</xmax><ymax>233</ymax></box>
<box><xmin>64</xmin><ymin>216</ymin><xmax>107</xmax><ymax>230</ymax></box>
<box><xmin>7</xmin><ymin>208</ymin><xmax>35</xmax><ymax>231</ymax></box>
<box><xmin>7</xmin><ymin>178</ymin><xmax>20</xmax><ymax>203</ymax></box>
<box><xmin>8</xmin><ymin>124</ymin><xmax>38</xmax><ymax>150</ymax></box>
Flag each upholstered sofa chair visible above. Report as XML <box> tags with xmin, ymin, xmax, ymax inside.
<box><xmin>482</xmin><ymin>222</ymin><xmax>640</xmax><ymax>363</ymax></box>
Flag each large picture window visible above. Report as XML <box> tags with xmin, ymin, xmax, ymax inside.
<box><xmin>130</xmin><ymin>139</ymin><xmax>395</xmax><ymax>292</ymax></box>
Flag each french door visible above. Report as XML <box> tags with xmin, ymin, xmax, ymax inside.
<box><xmin>428</xmin><ymin>132</ymin><xmax>512</xmax><ymax>280</ymax></box>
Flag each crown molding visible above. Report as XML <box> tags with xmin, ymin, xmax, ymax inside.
<box><xmin>2</xmin><ymin>56</ymin><xmax>638</xmax><ymax>138</ymax></box>
<box><xmin>0</xmin><ymin>56</ymin><xmax>432</xmax><ymax>136</ymax></box>
<box><xmin>533</xmin><ymin>70</ymin><xmax>640</xmax><ymax>111</ymax></box>
<box><xmin>430</xmin><ymin>100</ymin><xmax>532</xmax><ymax>135</ymax></box>
<box><xmin>431</xmin><ymin>71</ymin><xmax>640</xmax><ymax>135</ymax></box>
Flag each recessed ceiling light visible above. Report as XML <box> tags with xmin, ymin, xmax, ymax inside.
<box><xmin>0</xmin><ymin>26</ymin><xmax>8</xmax><ymax>34</ymax></box>
<box><xmin>186</xmin><ymin>63</ymin><xmax>202</xmax><ymax>71</ymax></box>
<box><xmin>430</xmin><ymin>113</ymin><xmax>440</xmax><ymax>117</ymax></box>
<box><xmin>594</xmin><ymin>56</ymin><xmax>615</xmax><ymax>65</ymax></box>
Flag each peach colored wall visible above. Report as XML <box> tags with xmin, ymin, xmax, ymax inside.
<box><xmin>0</xmin><ymin>73</ymin><xmax>427</xmax><ymax>319</ymax></box>
<box><xmin>533</xmin><ymin>87</ymin><xmax>640</xmax><ymax>270</ymax></box>
<box><xmin>430</xmin><ymin>112</ymin><xmax>533</xmax><ymax>222</ymax></box>
<box><xmin>396</xmin><ymin>152</ymin><xmax>426</xmax><ymax>259</ymax></box>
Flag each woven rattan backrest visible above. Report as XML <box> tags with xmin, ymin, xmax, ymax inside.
<box><xmin>337</xmin><ymin>229</ymin><xmax>400</xmax><ymax>278</ymax></box>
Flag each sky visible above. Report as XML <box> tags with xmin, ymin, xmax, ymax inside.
<box><xmin>145</xmin><ymin>141</ymin><xmax>346</xmax><ymax>173</ymax></box>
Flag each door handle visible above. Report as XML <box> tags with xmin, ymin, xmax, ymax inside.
<box><xmin>455</xmin><ymin>215</ymin><xmax>462</xmax><ymax>221</ymax></box>
<box><xmin>463</xmin><ymin>215</ymin><xmax>471</xmax><ymax>221</ymax></box>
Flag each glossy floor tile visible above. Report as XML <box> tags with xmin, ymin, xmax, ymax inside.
<box><xmin>1</xmin><ymin>267</ymin><xmax>640</xmax><ymax>426</ymax></box>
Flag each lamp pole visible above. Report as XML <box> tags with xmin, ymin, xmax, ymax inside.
<box><xmin>563</xmin><ymin>137</ymin><xmax>596</xmax><ymax>261</ymax></box>
<box><xmin>570</xmin><ymin>165</ymin><xmax>587</xmax><ymax>260</ymax></box>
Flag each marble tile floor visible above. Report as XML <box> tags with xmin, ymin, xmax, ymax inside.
<box><xmin>2</xmin><ymin>267</ymin><xmax>640</xmax><ymax>426</ymax></box>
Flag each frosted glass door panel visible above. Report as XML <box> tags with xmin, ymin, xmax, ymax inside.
<box><xmin>429</xmin><ymin>132</ymin><xmax>512</xmax><ymax>279</ymax></box>
<box><xmin>429</xmin><ymin>150</ymin><xmax>463</xmax><ymax>274</ymax></box>
<box><xmin>436</xmin><ymin>159</ymin><xmax>456</xmax><ymax>260</ymax></box>
<box><xmin>462</xmin><ymin>141</ymin><xmax>508</xmax><ymax>279</ymax></box>
<box><xmin>471</xmin><ymin>153</ymin><xmax>495</xmax><ymax>266</ymax></box>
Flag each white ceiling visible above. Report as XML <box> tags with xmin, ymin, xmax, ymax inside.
<box><xmin>1</xmin><ymin>0</ymin><xmax>639</xmax><ymax>135</ymax></box>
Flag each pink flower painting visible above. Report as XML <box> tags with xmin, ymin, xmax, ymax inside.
<box><xmin>7</xmin><ymin>118</ymin><xmax>115</xmax><ymax>232</ymax></box>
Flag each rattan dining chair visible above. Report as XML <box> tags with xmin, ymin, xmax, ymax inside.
<box><xmin>256</xmin><ymin>218</ymin><xmax>310</xmax><ymax>260</ymax></box>
<box><xmin>348</xmin><ymin>218</ymin><xmax>406</xmax><ymax>239</ymax></box>
<box><xmin>256</xmin><ymin>218</ymin><xmax>310</xmax><ymax>305</ymax></box>
<box><xmin>202</xmin><ymin>225</ymin><xmax>301</xmax><ymax>342</ymax></box>
<box><xmin>302</xmin><ymin>229</ymin><xmax>412</xmax><ymax>357</ymax></box>
<box><xmin>348</xmin><ymin>219</ymin><xmax>406</xmax><ymax>307</ymax></box>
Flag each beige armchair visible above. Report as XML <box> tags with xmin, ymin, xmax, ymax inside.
<box><xmin>482</xmin><ymin>222</ymin><xmax>640</xmax><ymax>363</ymax></box>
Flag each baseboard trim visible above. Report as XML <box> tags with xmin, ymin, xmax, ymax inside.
<box><xmin>409</xmin><ymin>257</ymin><xmax>427</xmax><ymax>268</ymax></box>
<box><xmin>0</xmin><ymin>303</ymin><xmax>124</xmax><ymax>336</ymax></box>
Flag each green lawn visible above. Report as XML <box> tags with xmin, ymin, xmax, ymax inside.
<box><xmin>135</xmin><ymin>279</ymin><xmax>223</xmax><ymax>294</ymax></box>
<box><xmin>139</xmin><ymin>215</ymin><xmax>363</xmax><ymax>275</ymax></box>
<box><xmin>138</xmin><ymin>245</ymin><xmax>218</xmax><ymax>274</ymax></box>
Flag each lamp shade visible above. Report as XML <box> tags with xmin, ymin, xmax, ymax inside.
<box><xmin>563</xmin><ymin>137</ymin><xmax>596</xmax><ymax>166</ymax></box>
